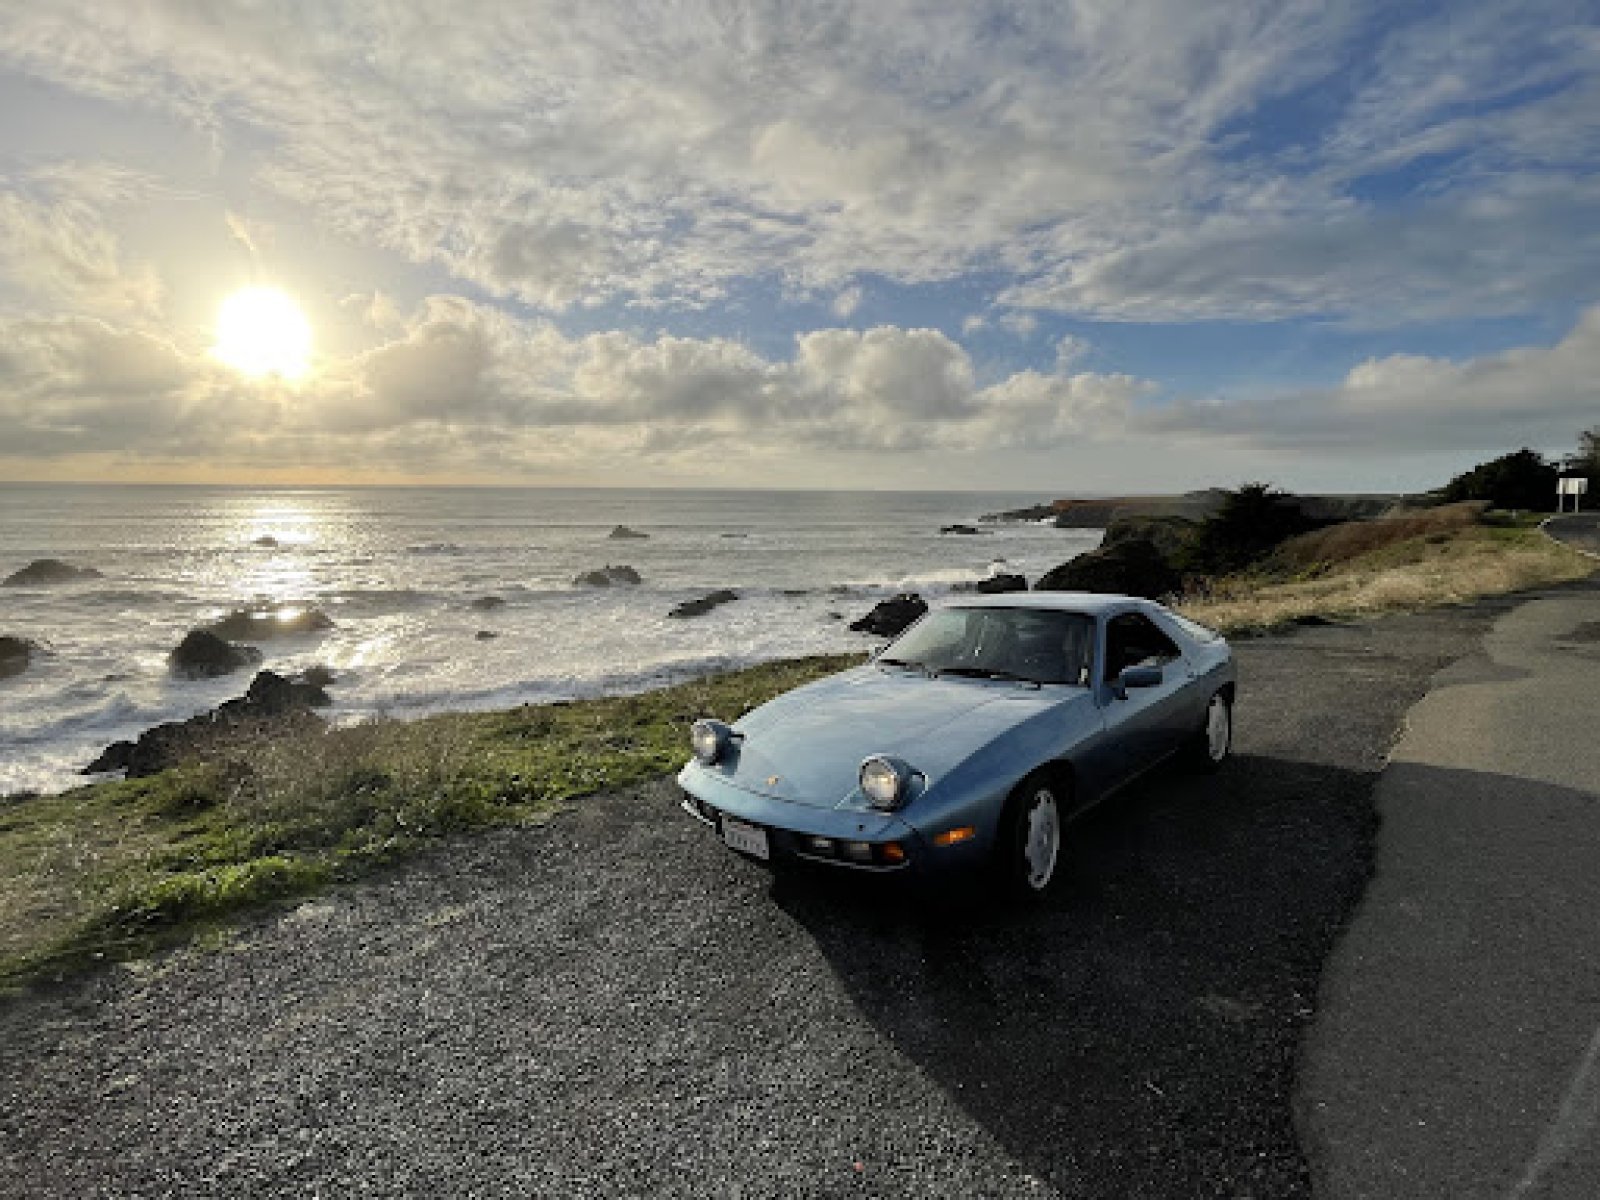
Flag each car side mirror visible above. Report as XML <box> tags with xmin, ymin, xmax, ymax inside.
<box><xmin>1113</xmin><ymin>664</ymin><xmax>1163</xmax><ymax>699</ymax></box>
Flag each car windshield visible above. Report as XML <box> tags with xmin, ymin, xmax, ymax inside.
<box><xmin>879</xmin><ymin>607</ymin><xmax>1094</xmax><ymax>686</ymax></box>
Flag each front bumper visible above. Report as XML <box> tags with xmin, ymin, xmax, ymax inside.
<box><xmin>677</xmin><ymin>764</ymin><xmax>919</xmax><ymax>873</ymax></box>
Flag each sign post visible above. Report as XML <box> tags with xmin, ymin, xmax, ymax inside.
<box><xmin>1557</xmin><ymin>476</ymin><xmax>1589</xmax><ymax>513</ymax></box>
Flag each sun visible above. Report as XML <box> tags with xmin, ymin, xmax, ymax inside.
<box><xmin>214</xmin><ymin>287</ymin><xmax>312</xmax><ymax>380</ymax></box>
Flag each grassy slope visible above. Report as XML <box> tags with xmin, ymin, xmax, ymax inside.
<box><xmin>1</xmin><ymin>520</ymin><xmax>1592</xmax><ymax>991</ymax></box>
<box><xmin>1176</xmin><ymin>517</ymin><xmax>1590</xmax><ymax>634</ymax></box>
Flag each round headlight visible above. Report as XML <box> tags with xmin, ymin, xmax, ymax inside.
<box><xmin>690</xmin><ymin>719</ymin><xmax>731</xmax><ymax>765</ymax></box>
<box><xmin>859</xmin><ymin>756</ymin><xmax>911</xmax><ymax>810</ymax></box>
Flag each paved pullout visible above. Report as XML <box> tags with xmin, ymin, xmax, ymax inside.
<box><xmin>0</xmin><ymin>600</ymin><xmax>1528</xmax><ymax>1198</ymax></box>
<box><xmin>1303</xmin><ymin>577</ymin><xmax>1600</xmax><ymax>1199</ymax></box>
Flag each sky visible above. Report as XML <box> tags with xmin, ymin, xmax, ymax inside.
<box><xmin>0</xmin><ymin>0</ymin><xmax>1596</xmax><ymax>493</ymax></box>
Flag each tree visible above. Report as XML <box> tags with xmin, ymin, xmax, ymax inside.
<box><xmin>1179</xmin><ymin>483</ymin><xmax>1321</xmax><ymax>575</ymax></box>
<box><xmin>1440</xmin><ymin>448</ymin><xmax>1559</xmax><ymax>512</ymax></box>
<box><xmin>1576</xmin><ymin>427</ymin><xmax>1600</xmax><ymax>480</ymax></box>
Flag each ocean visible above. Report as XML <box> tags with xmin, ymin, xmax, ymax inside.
<box><xmin>0</xmin><ymin>484</ymin><xmax>1099</xmax><ymax>795</ymax></box>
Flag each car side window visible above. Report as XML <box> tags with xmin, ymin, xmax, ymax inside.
<box><xmin>1103</xmin><ymin>613</ymin><xmax>1183</xmax><ymax>681</ymax></box>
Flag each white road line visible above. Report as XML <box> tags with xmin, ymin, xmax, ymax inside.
<box><xmin>1509</xmin><ymin>1021</ymin><xmax>1600</xmax><ymax>1198</ymax></box>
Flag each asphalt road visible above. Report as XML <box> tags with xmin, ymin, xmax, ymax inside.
<box><xmin>1545</xmin><ymin>513</ymin><xmax>1600</xmax><ymax>558</ymax></box>
<box><xmin>0</xmin><ymin>599</ymin><xmax>1530</xmax><ymax>1198</ymax></box>
<box><xmin>1302</xmin><ymin>576</ymin><xmax>1600</xmax><ymax>1199</ymax></box>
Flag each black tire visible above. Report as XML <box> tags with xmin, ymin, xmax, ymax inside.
<box><xmin>1186</xmin><ymin>689</ymin><xmax>1233</xmax><ymax>773</ymax></box>
<box><xmin>995</xmin><ymin>773</ymin><xmax>1066</xmax><ymax>899</ymax></box>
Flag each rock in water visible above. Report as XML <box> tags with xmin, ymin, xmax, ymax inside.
<box><xmin>849</xmin><ymin>593</ymin><xmax>928</xmax><ymax>637</ymax></box>
<box><xmin>252</xmin><ymin>535</ymin><xmax>280</xmax><ymax>548</ymax></box>
<box><xmin>954</xmin><ymin>573</ymin><xmax>1028</xmax><ymax>594</ymax></box>
<box><xmin>169</xmin><ymin>630</ymin><xmax>264</xmax><ymax>678</ymax></box>
<box><xmin>233</xmin><ymin>669</ymin><xmax>332</xmax><ymax>715</ymax></box>
<box><xmin>668</xmin><ymin>589</ymin><xmax>739</xmax><ymax>618</ymax></box>
<box><xmin>475</xmin><ymin>630</ymin><xmax>500</xmax><ymax>640</ymax></box>
<box><xmin>573</xmin><ymin>565</ymin><xmax>643</xmax><ymax>586</ymax></box>
<box><xmin>470</xmin><ymin>595</ymin><xmax>507</xmax><ymax>611</ymax></box>
<box><xmin>2</xmin><ymin>558</ymin><xmax>103</xmax><ymax>586</ymax></box>
<box><xmin>204</xmin><ymin>607</ymin><xmax>336</xmax><ymax>640</ymax></box>
<box><xmin>608</xmin><ymin>525</ymin><xmax>650</xmax><ymax>540</ymax></box>
<box><xmin>939</xmin><ymin>524</ymin><xmax>988</xmax><ymax>535</ymax></box>
<box><xmin>0</xmin><ymin>635</ymin><xmax>33</xmax><ymax>679</ymax></box>
<box><xmin>1034</xmin><ymin>537</ymin><xmax>1182</xmax><ymax>600</ymax></box>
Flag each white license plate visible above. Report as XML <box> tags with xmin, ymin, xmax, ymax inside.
<box><xmin>721</xmin><ymin>816</ymin><xmax>770</xmax><ymax>860</ymax></box>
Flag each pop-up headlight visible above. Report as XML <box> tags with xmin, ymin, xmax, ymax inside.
<box><xmin>859</xmin><ymin>755</ymin><xmax>915</xmax><ymax>810</ymax></box>
<box><xmin>690</xmin><ymin>718</ymin><xmax>736</xmax><ymax>765</ymax></box>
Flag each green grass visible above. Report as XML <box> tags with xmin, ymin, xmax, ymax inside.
<box><xmin>0</xmin><ymin>654</ymin><xmax>861</xmax><ymax>991</ymax></box>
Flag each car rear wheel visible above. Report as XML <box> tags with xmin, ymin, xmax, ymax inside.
<box><xmin>998</xmin><ymin>775</ymin><xmax>1064</xmax><ymax>898</ymax></box>
<box><xmin>1187</xmin><ymin>690</ymin><xmax>1232</xmax><ymax>773</ymax></box>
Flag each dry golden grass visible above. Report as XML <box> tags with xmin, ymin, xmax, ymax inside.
<box><xmin>1178</xmin><ymin>525</ymin><xmax>1593</xmax><ymax>634</ymax></box>
<box><xmin>1267</xmin><ymin>501</ymin><xmax>1487</xmax><ymax>571</ymax></box>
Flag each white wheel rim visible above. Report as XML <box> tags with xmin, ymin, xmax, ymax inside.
<box><xmin>1206</xmin><ymin>696</ymin><xmax>1231</xmax><ymax>762</ymax></box>
<box><xmin>1022</xmin><ymin>790</ymin><xmax>1060</xmax><ymax>890</ymax></box>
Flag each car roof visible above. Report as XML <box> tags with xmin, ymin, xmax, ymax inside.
<box><xmin>939</xmin><ymin>591</ymin><xmax>1151</xmax><ymax>617</ymax></box>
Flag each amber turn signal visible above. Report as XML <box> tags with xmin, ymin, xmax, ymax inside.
<box><xmin>932</xmin><ymin>826</ymin><xmax>976</xmax><ymax>847</ymax></box>
<box><xmin>881</xmin><ymin>841</ymin><xmax>906</xmax><ymax>863</ymax></box>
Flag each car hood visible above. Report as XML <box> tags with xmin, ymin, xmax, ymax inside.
<box><xmin>712</xmin><ymin>665</ymin><xmax>1064</xmax><ymax>810</ymax></box>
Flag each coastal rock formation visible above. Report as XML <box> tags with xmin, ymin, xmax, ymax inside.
<box><xmin>608</xmin><ymin>525</ymin><xmax>649</xmax><ymax>539</ymax></box>
<box><xmin>85</xmin><ymin>668</ymin><xmax>331</xmax><ymax>777</ymax></box>
<box><xmin>470</xmin><ymin>595</ymin><xmax>507</xmax><ymax>611</ymax></box>
<box><xmin>0</xmin><ymin>635</ymin><xmax>34</xmax><ymax>679</ymax></box>
<box><xmin>939</xmin><ymin>524</ymin><xmax>989</xmax><ymax>535</ymax></box>
<box><xmin>169</xmin><ymin>630</ymin><xmax>264</xmax><ymax>678</ymax></box>
<box><xmin>574</xmin><ymin>565</ymin><xmax>643</xmax><ymax>586</ymax></box>
<box><xmin>3</xmin><ymin>558</ymin><xmax>104</xmax><ymax>587</ymax></box>
<box><xmin>979</xmin><ymin>502</ymin><xmax>1059</xmax><ymax>523</ymax></box>
<box><xmin>849</xmin><ymin>593</ymin><xmax>928</xmax><ymax>637</ymax></box>
<box><xmin>1035</xmin><ymin>536</ymin><xmax>1182</xmax><ymax>600</ymax></box>
<box><xmin>205</xmin><ymin>607</ymin><xmax>336</xmax><ymax>640</ymax></box>
<box><xmin>954</xmin><ymin>573</ymin><xmax>1028</xmax><ymax>594</ymax></box>
<box><xmin>239</xmin><ymin>668</ymin><xmax>332</xmax><ymax>714</ymax></box>
<box><xmin>668</xmin><ymin>589</ymin><xmax>739</xmax><ymax>619</ymax></box>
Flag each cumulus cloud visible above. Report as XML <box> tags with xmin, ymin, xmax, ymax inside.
<box><xmin>1144</xmin><ymin>304</ymin><xmax>1600</xmax><ymax>453</ymax></box>
<box><xmin>0</xmin><ymin>1</ymin><xmax>1591</xmax><ymax>321</ymax></box>
<box><xmin>0</xmin><ymin>295</ymin><xmax>1143</xmax><ymax>473</ymax></box>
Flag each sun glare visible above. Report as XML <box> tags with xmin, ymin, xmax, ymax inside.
<box><xmin>214</xmin><ymin>287</ymin><xmax>312</xmax><ymax>380</ymax></box>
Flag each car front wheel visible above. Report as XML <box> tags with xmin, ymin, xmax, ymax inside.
<box><xmin>998</xmin><ymin>776</ymin><xmax>1063</xmax><ymax>898</ymax></box>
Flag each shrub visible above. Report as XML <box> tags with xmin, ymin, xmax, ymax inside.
<box><xmin>1440</xmin><ymin>448</ymin><xmax>1559</xmax><ymax>512</ymax></box>
<box><xmin>1178</xmin><ymin>483</ymin><xmax>1322</xmax><ymax>575</ymax></box>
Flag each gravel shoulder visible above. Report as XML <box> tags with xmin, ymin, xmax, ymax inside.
<box><xmin>0</xmin><ymin>596</ymin><xmax>1530</xmax><ymax>1198</ymax></box>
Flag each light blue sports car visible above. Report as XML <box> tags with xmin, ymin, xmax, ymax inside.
<box><xmin>678</xmin><ymin>592</ymin><xmax>1235</xmax><ymax>896</ymax></box>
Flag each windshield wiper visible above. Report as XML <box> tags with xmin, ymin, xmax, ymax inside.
<box><xmin>932</xmin><ymin>665</ymin><xmax>1041</xmax><ymax>686</ymax></box>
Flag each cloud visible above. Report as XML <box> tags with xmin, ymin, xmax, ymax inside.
<box><xmin>0</xmin><ymin>295</ymin><xmax>1143</xmax><ymax>473</ymax></box>
<box><xmin>831</xmin><ymin>286</ymin><xmax>863</xmax><ymax>319</ymax></box>
<box><xmin>0</xmin><ymin>164</ymin><xmax>163</xmax><ymax>318</ymax></box>
<box><xmin>1144</xmin><ymin>304</ymin><xmax>1600</xmax><ymax>454</ymax></box>
<box><xmin>0</xmin><ymin>1</ymin><xmax>1592</xmax><ymax>323</ymax></box>
<box><xmin>1054</xmin><ymin>335</ymin><xmax>1091</xmax><ymax>370</ymax></box>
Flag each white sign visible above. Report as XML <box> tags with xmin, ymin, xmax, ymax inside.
<box><xmin>1557</xmin><ymin>476</ymin><xmax>1589</xmax><ymax>513</ymax></box>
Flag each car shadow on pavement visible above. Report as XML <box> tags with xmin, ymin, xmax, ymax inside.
<box><xmin>770</xmin><ymin>751</ymin><xmax>1380</xmax><ymax>1198</ymax></box>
